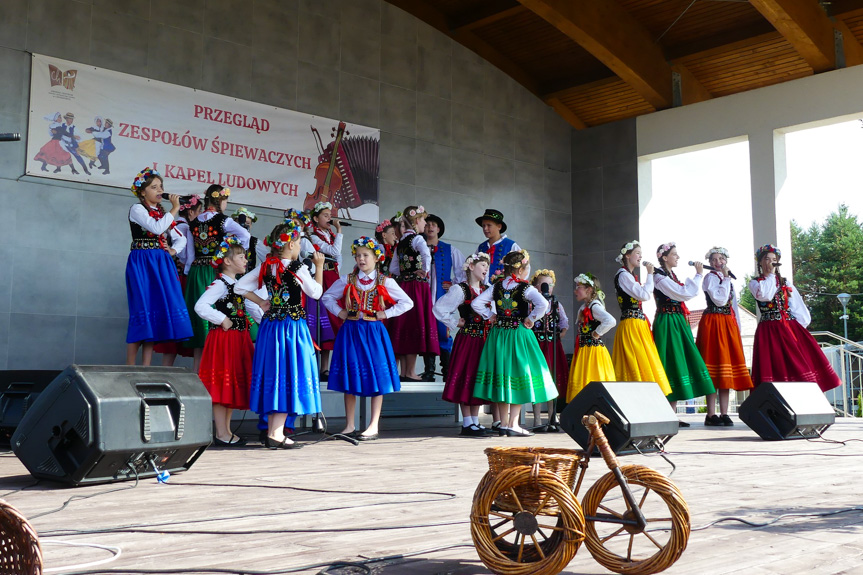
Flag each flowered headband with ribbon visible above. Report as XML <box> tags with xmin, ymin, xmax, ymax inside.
<box><xmin>463</xmin><ymin>252</ymin><xmax>491</xmax><ymax>271</ymax></box>
<box><xmin>406</xmin><ymin>205</ymin><xmax>426</xmax><ymax>218</ymax></box>
<box><xmin>351</xmin><ymin>236</ymin><xmax>384</xmax><ymax>261</ymax></box>
<box><xmin>375</xmin><ymin>219</ymin><xmax>393</xmax><ymax>234</ymax></box>
<box><xmin>756</xmin><ymin>244</ymin><xmax>781</xmax><ymax>261</ymax></box>
<box><xmin>180</xmin><ymin>194</ymin><xmax>201</xmax><ymax>211</ymax></box>
<box><xmin>656</xmin><ymin>241</ymin><xmax>676</xmax><ymax>260</ymax></box>
<box><xmin>313</xmin><ymin>201</ymin><xmax>333</xmax><ymax>215</ymax></box>
<box><xmin>510</xmin><ymin>249</ymin><xmax>530</xmax><ymax>269</ymax></box>
<box><xmin>705</xmin><ymin>246</ymin><xmax>730</xmax><ymax>260</ymax></box>
<box><xmin>575</xmin><ymin>272</ymin><xmax>605</xmax><ymax>302</ymax></box>
<box><xmin>209</xmin><ymin>187</ymin><xmax>230</xmax><ymax>199</ymax></box>
<box><xmin>265</xmin><ymin>222</ymin><xmax>302</xmax><ymax>250</ymax></box>
<box><xmin>531</xmin><ymin>269</ymin><xmax>556</xmax><ymax>286</ymax></box>
<box><xmin>284</xmin><ymin>208</ymin><xmax>311</xmax><ymax>226</ymax></box>
<box><xmin>211</xmin><ymin>235</ymin><xmax>243</xmax><ymax>268</ymax></box>
<box><xmin>392</xmin><ymin>211</ymin><xmax>403</xmax><ymax>224</ymax></box>
<box><xmin>232</xmin><ymin>207</ymin><xmax>257</xmax><ymax>223</ymax></box>
<box><xmin>615</xmin><ymin>240</ymin><xmax>640</xmax><ymax>264</ymax></box>
<box><xmin>131</xmin><ymin>167</ymin><xmax>160</xmax><ymax>196</ymax></box>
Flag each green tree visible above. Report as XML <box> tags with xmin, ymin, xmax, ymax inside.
<box><xmin>739</xmin><ymin>273</ymin><xmax>757</xmax><ymax>315</ymax></box>
<box><xmin>790</xmin><ymin>204</ymin><xmax>863</xmax><ymax>341</ymax></box>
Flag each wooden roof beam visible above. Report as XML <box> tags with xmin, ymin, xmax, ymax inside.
<box><xmin>749</xmin><ymin>0</ymin><xmax>838</xmax><ymax>71</ymax></box>
<box><xmin>546</xmin><ymin>96</ymin><xmax>588</xmax><ymax>129</ymax></box>
<box><xmin>449</xmin><ymin>0</ymin><xmax>527</xmax><ymax>32</ymax></box>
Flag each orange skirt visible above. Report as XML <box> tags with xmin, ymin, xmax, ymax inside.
<box><xmin>695</xmin><ymin>312</ymin><xmax>753</xmax><ymax>391</ymax></box>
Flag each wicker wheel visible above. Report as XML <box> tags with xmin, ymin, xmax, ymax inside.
<box><xmin>471</xmin><ymin>466</ymin><xmax>585</xmax><ymax>575</ymax></box>
<box><xmin>0</xmin><ymin>498</ymin><xmax>42</xmax><ymax>575</ymax></box>
<box><xmin>582</xmin><ymin>464</ymin><xmax>690</xmax><ymax>575</ymax></box>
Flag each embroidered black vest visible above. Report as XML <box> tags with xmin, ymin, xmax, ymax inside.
<box><xmin>457</xmin><ymin>282</ymin><xmax>488</xmax><ymax>338</ymax></box>
<box><xmin>262</xmin><ymin>260</ymin><xmax>306</xmax><ymax>321</ymax></box>
<box><xmin>344</xmin><ymin>273</ymin><xmax>387</xmax><ymax>319</ymax></box>
<box><xmin>129</xmin><ymin>206</ymin><xmax>166</xmax><ymax>250</ymax></box>
<box><xmin>578</xmin><ymin>302</ymin><xmax>605</xmax><ymax>348</ymax></box>
<box><xmin>704</xmin><ymin>273</ymin><xmax>733</xmax><ymax>315</ymax></box>
<box><xmin>493</xmin><ymin>280</ymin><xmax>529</xmax><ymax>329</ymax></box>
<box><xmin>756</xmin><ymin>275</ymin><xmax>795</xmax><ymax>322</ymax></box>
<box><xmin>533</xmin><ymin>299</ymin><xmax>560</xmax><ymax>342</ymax></box>
<box><xmin>209</xmin><ymin>277</ymin><xmax>249</xmax><ymax>332</ymax></box>
<box><xmin>614</xmin><ymin>270</ymin><xmax>645</xmax><ymax>320</ymax></box>
<box><xmin>653</xmin><ymin>269</ymin><xmax>686</xmax><ymax>315</ymax></box>
<box><xmin>397</xmin><ymin>233</ymin><xmax>426</xmax><ymax>282</ymax></box>
<box><xmin>191</xmin><ymin>213</ymin><xmax>228</xmax><ymax>266</ymax></box>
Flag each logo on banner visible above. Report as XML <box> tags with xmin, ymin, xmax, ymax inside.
<box><xmin>49</xmin><ymin>65</ymin><xmax>77</xmax><ymax>91</ymax></box>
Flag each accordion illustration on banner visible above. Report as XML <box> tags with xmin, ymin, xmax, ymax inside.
<box><xmin>305</xmin><ymin>122</ymin><xmax>380</xmax><ymax>212</ymax></box>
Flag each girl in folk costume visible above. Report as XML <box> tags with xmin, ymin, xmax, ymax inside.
<box><xmin>286</xmin><ymin>208</ymin><xmax>316</xmax><ymax>263</ymax></box>
<box><xmin>183</xmin><ymin>185</ymin><xmax>250</xmax><ymax>368</ymax></box>
<box><xmin>34</xmin><ymin>112</ymin><xmax>73</xmax><ymax>173</ymax></box>
<box><xmin>529</xmin><ymin>269</ymin><xmax>569</xmax><ymax>432</ymax></box>
<box><xmin>308</xmin><ymin>201</ymin><xmax>344</xmax><ymax>375</ymax></box>
<box><xmin>231</xmin><ymin>207</ymin><xmax>269</xmax><ymax>273</ymax></box>
<box><xmin>387</xmin><ymin>205</ymin><xmax>441</xmax><ymax>379</ymax></box>
<box><xmin>235</xmin><ymin>221</ymin><xmax>326</xmax><ymax>449</ymax></box>
<box><xmin>472</xmin><ymin>250</ymin><xmax>558</xmax><ymax>437</ymax></box>
<box><xmin>611</xmin><ymin>241</ymin><xmax>672</xmax><ymax>396</ymax></box>
<box><xmin>194</xmin><ymin>236</ymin><xmax>263</xmax><ymax>447</ymax></box>
<box><xmin>375</xmin><ymin>219</ymin><xmax>397</xmax><ymax>274</ymax></box>
<box><xmin>433</xmin><ymin>252</ymin><xmax>492</xmax><ymax>437</ymax></box>
<box><xmin>568</xmin><ymin>273</ymin><xmax>616</xmax><ymax>401</ymax></box>
<box><xmin>322</xmin><ymin>237</ymin><xmax>414</xmax><ymax>440</ymax></box>
<box><xmin>155</xmin><ymin>194</ymin><xmax>202</xmax><ymax>365</ymax></box>
<box><xmin>749</xmin><ymin>245</ymin><xmax>841</xmax><ymax>391</ymax></box>
<box><xmin>125</xmin><ymin>168</ymin><xmax>193</xmax><ymax>365</ymax></box>
<box><xmin>696</xmin><ymin>247</ymin><xmax>754</xmax><ymax>426</ymax></box>
<box><xmin>652</xmin><ymin>242</ymin><xmax>715</xmax><ymax>425</ymax></box>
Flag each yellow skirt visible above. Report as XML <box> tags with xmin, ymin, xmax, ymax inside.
<box><xmin>567</xmin><ymin>344</ymin><xmax>615</xmax><ymax>402</ymax></box>
<box><xmin>611</xmin><ymin>318</ymin><xmax>672</xmax><ymax>395</ymax></box>
<box><xmin>77</xmin><ymin>139</ymin><xmax>98</xmax><ymax>161</ymax></box>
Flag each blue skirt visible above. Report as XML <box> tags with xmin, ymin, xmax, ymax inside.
<box><xmin>327</xmin><ymin>319</ymin><xmax>401</xmax><ymax>397</ymax></box>
<box><xmin>249</xmin><ymin>316</ymin><xmax>321</xmax><ymax>416</ymax></box>
<box><xmin>125</xmin><ymin>249</ymin><xmax>193</xmax><ymax>344</ymax></box>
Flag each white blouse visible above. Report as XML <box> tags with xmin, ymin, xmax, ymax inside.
<box><xmin>182</xmin><ymin>211</ymin><xmax>251</xmax><ymax>274</ymax></box>
<box><xmin>321</xmin><ymin>270</ymin><xmax>414</xmax><ymax>320</ymax></box>
<box><xmin>234</xmin><ymin>258</ymin><xmax>322</xmax><ymax>301</ymax></box>
<box><xmin>702</xmin><ymin>271</ymin><xmax>741</xmax><ymax>329</ymax></box>
<box><xmin>129</xmin><ymin>204</ymin><xmax>186</xmax><ymax>255</ymax></box>
<box><xmin>577</xmin><ymin>301</ymin><xmax>616</xmax><ymax>336</ymax></box>
<box><xmin>471</xmin><ymin>278</ymin><xmax>549</xmax><ymax>323</ymax></box>
<box><xmin>389</xmin><ymin>231</ymin><xmax>432</xmax><ymax>277</ymax></box>
<box><xmin>193</xmin><ymin>274</ymin><xmax>266</xmax><ymax>326</ymax></box>
<box><xmin>654</xmin><ymin>270</ymin><xmax>703</xmax><ymax>302</ymax></box>
<box><xmin>433</xmin><ymin>282</ymin><xmax>487</xmax><ymax>332</ymax></box>
<box><xmin>615</xmin><ymin>268</ymin><xmax>654</xmax><ymax>301</ymax></box>
<box><xmin>309</xmin><ymin>226</ymin><xmax>343</xmax><ymax>265</ymax></box>
<box><xmin>748</xmin><ymin>274</ymin><xmax>811</xmax><ymax>327</ymax></box>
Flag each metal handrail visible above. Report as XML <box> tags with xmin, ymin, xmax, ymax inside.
<box><xmin>810</xmin><ymin>331</ymin><xmax>862</xmax><ymax>417</ymax></box>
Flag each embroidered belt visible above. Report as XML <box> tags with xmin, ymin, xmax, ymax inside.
<box><xmin>192</xmin><ymin>256</ymin><xmax>213</xmax><ymax>266</ymax></box>
<box><xmin>399</xmin><ymin>273</ymin><xmax>428</xmax><ymax>283</ymax></box>
<box><xmin>578</xmin><ymin>335</ymin><xmax>605</xmax><ymax>348</ymax></box>
<box><xmin>705</xmin><ymin>304</ymin><xmax>732</xmax><ymax>315</ymax></box>
<box><xmin>620</xmin><ymin>308</ymin><xmax>645</xmax><ymax>320</ymax></box>
<box><xmin>657</xmin><ymin>303</ymin><xmax>685</xmax><ymax>315</ymax></box>
<box><xmin>759</xmin><ymin>310</ymin><xmax>795</xmax><ymax>322</ymax></box>
<box><xmin>346</xmin><ymin>311</ymin><xmax>379</xmax><ymax>322</ymax></box>
<box><xmin>131</xmin><ymin>239</ymin><xmax>161</xmax><ymax>250</ymax></box>
<box><xmin>322</xmin><ymin>261</ymin><xmax>338</xmax><ymax>272</ymax></box>
<box><xmin>535</xmin><ymin>331</ymin><xmax>560</xmax><ymax>342</ymax></box>
<box><xmin>209</xmin><ymin>320</ymin><xmax>249</xmax><ymax>332</ymax></box>
<box><xmin>264</xmin><ymin>304</ymin><xmax>306</xmax><ymax>321</ymax></box>
<box><xmin>460</xmin><ymin>322</ymin><xmax>486</xmax><ymax>337</ymax></box>
<box><xmin>495</xmin><ymin>316</ymin><xmax>524</xmax><ymax>330</ymax></box>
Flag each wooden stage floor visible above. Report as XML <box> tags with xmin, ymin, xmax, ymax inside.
<box><xmin>2</xmin><ymin>414</ymin><xmax>863</xmax><ymax>575</ymax></box>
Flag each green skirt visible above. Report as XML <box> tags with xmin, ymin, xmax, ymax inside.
<box><xmin>473</xmin><ymin>324</ymin><xmax>558</xmax><ymax>404</ymax></box>
<box><xmin>183</xmin><ymin>264</ymin><xmax>216</xmax><ymax>349</ymax></box>
<box><xmin>652</xmin><ymin>312</ymin><xmax>715</xmax><ymax>401</ymax></box>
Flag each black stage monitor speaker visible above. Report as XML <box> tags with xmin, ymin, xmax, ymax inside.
<box><xmin>738</xmin><ymin>381</ymin><xmax>835</xmax><ymax>441</ymax></box>
<box><xmin>0</xmin><ymin>370</ymin><xmax>63</xmax><ymax>445</ymax></box>
<box><xmin>11</xmin><ymin>365</ymin><xmax>212</xmax><ymax>486</ymax></box>
<box><xmin>560</xmin><ymin>381</ymin><xmax>679</xmax><ymax>455</ymax></box>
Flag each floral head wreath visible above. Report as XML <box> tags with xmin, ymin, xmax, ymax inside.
<box><xmin>575</xmin><ymin>272</ymin><xmax>605</xmax><ymax>303</ymax></box>
<box><xmin>351</xmin><ymin>236</ymin><xmax>384</xmax><ymax>261</ymax></box>
<box><xmin>510</xmin><ymin>249</ymin><xmax>530</xmax><ymax>269</ymax></box>
<box><xmin>656</xmin><ymin>241</ymin><xmax>676</xmax><ymax>260</ymax></box>
<box><xmin>755</xmin><ymin>244</ymin><xmax>781</xmax><ymax>261</ymax></box>
<box><xmin>531</xmin><ymin>269</ymin><xmax>556</xmax><ymax>286</ymax></box>
<box><xmin>211</xmin><ymin>235</ymin><xmax>243</xmax><ymax>268</ymax></box>
<box><xmin>265</xmin><ymin>222</ymin><xmax>302</xmax><ymax>250</ymax></box>
<box><xmin>463</xmin><ymin>252</ymin><xmax>491</xmax><ymax>271</ymax></box>
<box><xmin>375</xmin><ymin>219</ymin><xmax>392</xmax><ymax>234</ymax></box>
<box><xmin>180</xmin><ymin>194</ymin><xmax>201</xmax><ymax>211</ymax></box>
<box><xmin>705</xmin><ymin>246</ymin><xmax>730</xmax><ymax>260</ymax></box>
<box><xmin>284</xmin><ymin>208</ymin><xmax>311</xmax><ymax>227</ymax></box>
<box><xmin>312</xmin><ymin>201</ymin><xmax>333</xmax><ymax>215</ymax></box>
<box><xmin>130</xmin><ymin>167</ymin><xmax>160</xmax><ymax>196</ymax></box>
<box><xmin>406</xmin><ymin>205</ymin><xmax>426</xmax><ymax>218</ymax></box>
<box><xmin>615</xmin><ymin>240</ymin><xmax>640</xmax><ymax>264</ymax></box>
<box><xmin>392</xmin><ymin>211</ymin><xmax>403</xmax><ymax>224</ymax></box>
<box><xmin>232</xmin><ymin>207</ymin><xmax>257</xmax><ymax>223</ymax></box>
<box><xmin>209</xmin><ymin>187</ymin><xmax>230</xmax><ymax>199</ymax></box>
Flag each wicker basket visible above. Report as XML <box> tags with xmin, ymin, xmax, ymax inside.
<box><xmin>484</xmin><ymin>447</ymin><xmax>582</xmax><ymax>514</ymax></box>
<box><xmin>0</xmin><ymin>498</ymin><xmax>42</xmax><ymax>575</ymax></box>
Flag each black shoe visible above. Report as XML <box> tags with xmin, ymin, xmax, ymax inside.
<box><xmin>507</xmin><ymin>428</ymin><xmax>535</xmax><ymax>437</ymax></box>
<box><xmin>71</xmin><ymin>167</ymin><xmax>79</xmax><ymax>175</ymax></box>
<box><xmin>213</xmin><ymin>435</ymin><xmax>247</xmax><ymax>447</ymax></box>
<box><xmin>41</xmin><ymin>166</ymin><xmax>48</xmax><ymax>172</ymax></box>
<box><xmin>266</xmin><ymin>437</ymin><xmax>302</xmax><ymax>449</ymax></box>
<box><xmin>459</xmin><ymin>425</ymin><xmax>486</xmax><ymax>437</ymax></box>
<box><xmin>704</xmin><ymin>415</ymin><xmax>722</xmax><ymax>427</ymax></box>
<box><xmin>533</xmin><ymin>425</ymin><xmax>548</xmax><ymax>433</ymax></box>
<box><xmin>83</xmin><ymin>168</ymin><xmax>91</xmax><ymax>175</ymax></box>
<box><xmin>357</xmin><ymin>433</ymin><xmax>378</xmax><ymax>441</ymax></box>
<box><xmin>89</xmin><ymin>160</ymin><xmax>95</xmax><ymax>168</ymax></box>
<box><xmin>53</xmin><ymin>167</ymin><xmax>61</xmax><ymax>173</ymax></box>
<box><xmin>547</xmin><ymin>424</ymin><xmax>560</xmax><ymax>433</ymax></box>
<box><xmin>420</xmin><ymin>371</ymin><xmax>435</xmax><ymax>382</ymax></box>
<box><xmin>678</xmin><ymin>420</ymin><xmax>691</xmax><ymax>428</ymax></box>
<box><xmin>320</xmin><ymin>370</ymin><xmax>329</xmax><ymax>381</ymax></box>
<box><xmin>102</xmin><ymin>170</ymin><xmax>110</xmax><ymax>175</ymax></box>
<box><xmin>720</xmin><ymin>414</ymin><xmax>734</xmax><ymax>426</ymax></box>
<box><xmin>258</xmin><ymin>430</ymin><xmax>267</xmax><ymax>444</ymax></box>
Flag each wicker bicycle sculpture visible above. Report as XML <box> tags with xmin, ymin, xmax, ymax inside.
<box><xmin>470</xmin><ymin>412</ymin><xmax>690</xmax><ymax>575</ymax></box>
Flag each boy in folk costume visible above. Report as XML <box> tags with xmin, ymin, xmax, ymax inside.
<box><xmin>476</xmin><ymin>209</ymin><xmax>521</xmax><ymax>280</ymax></box>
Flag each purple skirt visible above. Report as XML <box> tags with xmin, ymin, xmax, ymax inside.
<box><xmin>442</xmin><ymin>332</ymin><xmax>488</xmax><ymax>406</ymax></box>
<box><xmin>387</xmin><ymin>280</ymin><xmax>440</xmax><ymax>355</ymax></box>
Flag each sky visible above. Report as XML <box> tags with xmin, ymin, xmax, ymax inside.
<box><xmin>639</xmin><ymin>118</ymin><xmax>863</xmax><ymax>312</ymax></box>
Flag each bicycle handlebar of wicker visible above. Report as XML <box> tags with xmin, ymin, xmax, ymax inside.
<box><xmin>581</xmin><ymin>412</ymin><xmax>619</xmax><ymax>470</ymax></box>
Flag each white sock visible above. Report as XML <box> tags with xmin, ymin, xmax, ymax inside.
<box><xmin>468</xmin><ymin>415</ymin><xmax>477</xmax><ymax>426</ymax></box>
<box><xmin>463</xmin><ymin>420</ymin><xmax>472</xmax><ymax>428</ymax></box>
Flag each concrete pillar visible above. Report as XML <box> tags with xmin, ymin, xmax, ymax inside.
<box><xmin>748</xmin><ymin>129</ymin><xmax>791</xmax><ymax>276</ymax></box>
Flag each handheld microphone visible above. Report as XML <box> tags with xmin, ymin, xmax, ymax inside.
<box><xmin>0</xmin><ymin>133</ymin><xmax>21</xmax><ymax>142</ymax></box>
<box><xmin>540</xmin><ymin>282</ymin><xmax>550</xmax><ymax>295</ymax></box>
<box><xmin>773</xmin><ymin>262</ymin><xmax>782</xmax><ymax>267</ymax></box>
<box><xmin>688</xmin><ymin>261</ymin><xmax>736</xmax><ymax>280</ymax></box>
<box><xmin>337</xmin><ymin>221</ymin><xmax>353</xmax><ymax>227</ymax></box>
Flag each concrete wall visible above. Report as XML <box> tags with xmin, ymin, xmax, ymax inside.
<box><xmin>0</xmin><ymin>0</ymin><xmax>573</xmax><ymax>369</ymax></box>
